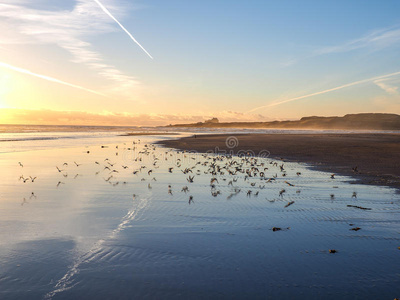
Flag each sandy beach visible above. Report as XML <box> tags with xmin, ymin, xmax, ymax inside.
<box><xmin>159</xmin><ymin>133</ymin><xmax>400</xmax><ymax>189</ymax></box>
<box><xmin>0</xmin><ymin>130</ymin><xmax>399</xmax><ymax>299</ymax></box>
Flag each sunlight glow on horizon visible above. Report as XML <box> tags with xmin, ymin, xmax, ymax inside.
<box><xmin>0</xmin><ymin>1</ymin><xmax>399</xmax><ymax>124</ymax></box>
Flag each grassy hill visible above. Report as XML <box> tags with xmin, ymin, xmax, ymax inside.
<box><xmin>167</xmin><ymin>113</ymin><xmax>400</xmax><ymax>130</ymax></box>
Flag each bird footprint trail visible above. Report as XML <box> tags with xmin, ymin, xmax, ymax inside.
<box><xmin>44</xmin><ymin>195</ymin><xmax>149</xmax><ymax>299</ymax></box>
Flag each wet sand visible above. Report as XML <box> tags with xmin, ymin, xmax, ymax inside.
<box><xmin>1</xmin><ymin>133</ymin><xmax>400</xmax><ymax>298</ymax></box>
<box><xmin>159</xmin><ymin>133</ymin><xmax>400</xmax><ymax>189</ymax></box>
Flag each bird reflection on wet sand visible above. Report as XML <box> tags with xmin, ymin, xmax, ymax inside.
<box><xmin>2</xmin><ymin>135</ymin><xmax>400</xmax><ymax>299</ymax></box>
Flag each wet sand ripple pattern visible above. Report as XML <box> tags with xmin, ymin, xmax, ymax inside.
<box><xmin>0</xmin><ymin>135</ymin><xmax>398</xmax><ymax>299</ymax></box>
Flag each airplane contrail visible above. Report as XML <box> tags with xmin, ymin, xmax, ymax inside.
<box><xmin>248</xmin><ymin>70</ymin><xmax>400</xmax><ymax>113</ymax></box>
<box><xmin>0</xmin><ymin>61</ymin><xmax>108</xmax><ymax>97</ymax></box>
<box><xmin>93</xmin><ymin>0</ymin><xmax>153</xmax><ymax>59</ymax></box>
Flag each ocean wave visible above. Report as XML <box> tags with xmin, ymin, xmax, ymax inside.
<box><xmin>0</xmin><ymin>136</ymin><xmax>67</xmax><ymax>142</ymax></box>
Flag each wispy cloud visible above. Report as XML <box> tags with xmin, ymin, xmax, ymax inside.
<box><xmin>248</xmin><ymin>70</ymin><xmax>400</xmax><ymax>113</ymax></box>
<box><xmin>284</xmin><ymin>25</ymin><xmax>400</xmax><ymax>67</ymax></box>
<box><xmin>0</xmin><ymin>0</ymin><xmax>141</xmax><ymax>92</ymax></box>
<box><xmin>373</xmin><ymin>79</ymin><xmax>399</xmax><ymax>95</ymax></box>
<box><xmin>315</xmin><ymin>26</ymin><xmax>400</xmax><ymax>55</ymax></box>
<box><xmin>0</xmin><ymin>61</ymin><xmax>108</xmax><ymax>97</ymax></box>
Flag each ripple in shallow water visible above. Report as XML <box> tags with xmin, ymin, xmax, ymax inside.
<box><xmin>0</xmin><ymin>135</ymin><xmax>398</xmax><ymax>299</ymax></box>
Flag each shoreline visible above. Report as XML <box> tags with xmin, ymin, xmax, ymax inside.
<box><xmin>157</xmin><ymin>133</ymin><xmax>400</xmax><ymax>191</ymax></box>
<box><xmin>121</xmin><ymin>132</ymin><xmax>179</xmax><ymax>136</ymax></box>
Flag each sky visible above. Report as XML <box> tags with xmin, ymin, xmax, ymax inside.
<box><xmin>0</xmin><ymin>0</ymin><xmax>400</xmax><ymax>126</ymax></box>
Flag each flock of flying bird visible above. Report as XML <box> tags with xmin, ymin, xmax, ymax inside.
<box><xmin>16</xmin><ymin>140</ymin><xmax>364</xmax><ymax>206</ymax></box>
<box><xmin>14</xmin><ymin>137</ymin><xmax>400</xmax><ymax>259</ymax></box>
<box><xmin>15</xmin><ymin>138</ymin><xmax>379</xmax><ymax>254</ymax></box>
<box><xmin>17</xmin><ymin>139</ymin><xmax>367</xmax><ymax>238</ymax></box>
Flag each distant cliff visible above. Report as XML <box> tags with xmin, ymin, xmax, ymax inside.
<box><xmin>167</xmin><ymin>113</ymin><xmax>400</xmax><ymax>130</ymax></box>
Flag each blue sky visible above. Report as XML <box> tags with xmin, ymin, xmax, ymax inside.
<box><xmin>0</xmin><ymin>0</ymin><xmax>400</xmax><ymax>125</ymax></box>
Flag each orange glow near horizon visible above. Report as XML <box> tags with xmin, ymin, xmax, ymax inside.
<box><xmin>0</xmin><ymin>108</ymin><xmax>204</xmax><ymax>127</ymax></box>
<box><xmin>0</xmin><ymin>1</ymin><xmax>400</xmax><ymax>126</ymax></box>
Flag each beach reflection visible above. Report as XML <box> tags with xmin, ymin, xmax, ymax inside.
<box><xmin>0</xmin><ymin>134</ymin><xmax>399</xmax><ymax>299</ymax></box>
